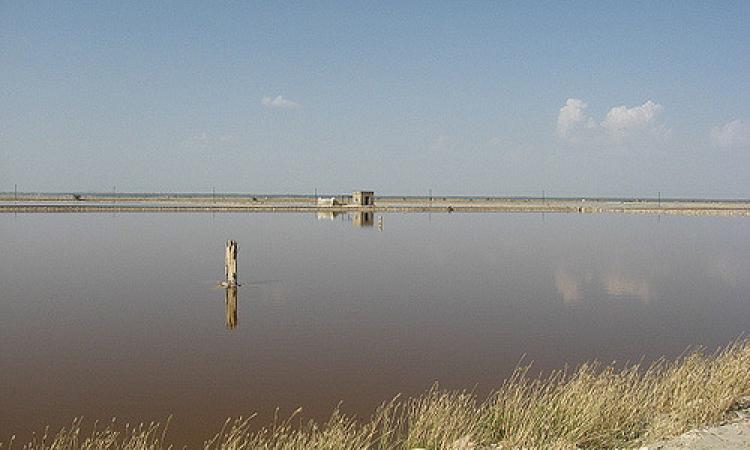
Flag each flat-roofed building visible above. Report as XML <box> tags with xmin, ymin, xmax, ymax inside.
<box><xmin>352</xmin><ymin>191</ymin><xmax>374</xmax><ymax>206</ymax></box>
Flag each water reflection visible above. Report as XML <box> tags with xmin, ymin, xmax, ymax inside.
<box><xmin>706</xmin><ymin>257</ymin><xmax>742</xmax><ymax>285</ymax></box>
<box><xmin>353</xmin><ymin>211</ymin><xmax>374</xmax><ymax>227</ymax></box>
<box><xmin>315</xmin><ymin>211</ymin><xmax>375</xmax><ymax>228</ymax></box>
<box><xmin>2</xmin><ymin>213</ymin><xmax>750</xmax><ymax>447</ymax></box>
<box><xmin>317</xmin><ymin>211</ymin><xmax>343</xmax><ymax>221</ymax></box>
<box><xmin>554</xmin><ymin>269</ymin><xmax>583</xmax><ymax>305</ymax></box>
<box><xmin>225</xmin><ymin>286</ymin><xmax>238</xmax><ymax>329</ymax></box>
<box><xmin>603</xmin><ymin>274</ymin><xmax>653</xmax><ymax>304</ymax></box>
<box><xmin>554</xmin><ymin>267</ymin><xmax>654</xmax><ymax>305</ymax></box>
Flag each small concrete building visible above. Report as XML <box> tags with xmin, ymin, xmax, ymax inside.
<box><xmin>352</xmin><ymin>191</ymin><xmax>374</xmax><ymax>206</ymax></box>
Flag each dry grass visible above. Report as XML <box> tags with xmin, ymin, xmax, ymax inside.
<box><xmin>3</xmin><ymin>339</ymin><xmax>749</xmax><ymax>449</ymax></box>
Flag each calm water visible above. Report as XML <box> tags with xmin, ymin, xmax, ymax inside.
<box><xmin>1</xmin><ymin>212</ymin><xmax>749</xmax><ymax>446</ymax></box>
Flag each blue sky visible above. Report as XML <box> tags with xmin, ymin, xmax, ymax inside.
<box><xmin>1</xmin><ymin>1</ymin><xmax>748</xmax><ymax>197</ymax></box>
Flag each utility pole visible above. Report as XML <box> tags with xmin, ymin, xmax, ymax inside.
<box><xmin>658</xmin><ymin>191</ymin><xmax>661</xmax><ymax>207</ymax></box>
<box><xmin>429</xmin><ymin>188</ymin><xmax>432</xmax><ymax>205</ymax></box>
<box><xmin>212</xmin><ymin>186</ymin><xmax>216</xmax><ymax>204</ymax></box>
<box><xmin>14</xmin><ymin>184</ymin><xmax>17</xmax><ymax>202</ymax></box>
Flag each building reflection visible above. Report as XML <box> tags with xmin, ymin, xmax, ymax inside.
<box><xmin>316</xmin><ymin>211</ymin><xmax>343</xmax><ymax>221</ymax></box>
<box><xmin>314</xmin><ymin>211</ymin><xmax>376</xmax><ymax>228</ymax></box>
<box><xmin>352</xmin><ymin>211</ymin><xmax>374</xmax><ymax>227</ymax></box>
<box><xmin>225</xmin><ymin>286</ymin><xmax>238</xmax><ymax>329</ymax></box>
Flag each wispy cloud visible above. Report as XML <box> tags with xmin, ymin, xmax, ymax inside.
<box><xmin>430</xmin><ymin>135</ymin><xmax>450</xmax><ymax>151</ymax></box>
<box><xmin>711</xmin><ymin>118</ymin><xmax>750</xmax><ymax>149</ymax></box>
<box><xmin>487</xmin><ymin>136</ymin><xmax>505</xmax><ymax>147</ymax></box>
<box><xmin>182</xmin><ymin>131</ymin><xmax>233</xmax><ymax>147</ymax></box>
<box><xmin>557</xmin><ymin>98</ymin><xmax>668</xmax><ymax>145</ymax></box>
<box><xmin>261</xmin><ymin>95</ymin><xmax>302</xmax><ymax>109</ymax></box>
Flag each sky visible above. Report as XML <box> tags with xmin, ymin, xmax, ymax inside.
<box><xmin>1</xmin><ymin>1</ymin><xmax>749</xmax><ymax>197</ymax></box>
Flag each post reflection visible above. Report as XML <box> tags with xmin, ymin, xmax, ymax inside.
<box><xmin>225</xmin><ymin>286</ymin><xmax>238</xmax><ymax>329</ymax></box>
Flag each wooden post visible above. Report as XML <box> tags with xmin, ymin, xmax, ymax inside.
<box><xmin>225</xmin><ymin>240</ymin><xmax>238</xmax><ymax>286</ymax></box>
<box><xmin>225</xmin><ymin>286</ymin><xmax>238</xmax><ymax>329</ymax></box>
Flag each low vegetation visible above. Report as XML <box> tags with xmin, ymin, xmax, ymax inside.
<box><xmin>4</xmin><ymin>339</ymin><xmax>749</xmax><ymax>449</ymax></box>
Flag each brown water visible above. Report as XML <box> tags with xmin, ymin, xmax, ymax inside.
<box><xmin>1</xmin><ymin>212</ymin><xmax>749</xmax><ymax>446</ymax></box>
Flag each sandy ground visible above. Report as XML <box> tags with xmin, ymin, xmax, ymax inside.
<box><xmin>646</xmin><ymin>399</ymin><xmax>750</xmax><ymax>449</ymax></box>
<box><xmin>646</xmin><ymin>420</ymin><xmax>750</xmax><ymax>449</ymax></box>
<box><xmin>447</xmin><ymin>400</ymin><xmax>750</xmax><ymax>449</ymax></box>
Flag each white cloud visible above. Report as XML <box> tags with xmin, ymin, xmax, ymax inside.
<box><xmin>711</xmin><ymin>119</ymin><xmax>750</xmax><ymax>148</ymax></box>
<box><xmin>261</xmin><ymin>95</ymin><xmax>302</xmax><ymax>109</ymax></box>
<box><xmin>557</xmin><ymin>98</ymin><xmax>668</xmax><ymax>145</ymax></box>
<box><xmin>601</xmin><ymin>100</ymin><xmax>664</xmax><ymax>137</ymax></box>
<box><xmin>556</xmin><ymin>98</ymin><xmax>596</xmax><ymax>140</ymax></box>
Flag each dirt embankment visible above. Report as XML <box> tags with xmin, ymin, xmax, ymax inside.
<box><xmin>2</xmin><ymin>196</ymin><xmax>750</xmax><ymax>216</ymax></box>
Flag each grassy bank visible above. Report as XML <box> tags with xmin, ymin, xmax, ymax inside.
<box><xmin>5</xmin><ymin>339</ymin><xmax>750</xmax><ymax>449</ymax></box>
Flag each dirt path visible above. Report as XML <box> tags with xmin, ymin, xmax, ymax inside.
<box><xmin>647</xmin><ymin>400</ymin><xmax>750</xmax><ymax>449</ymax></box>
<box><xmin>649</xmin><ymin>420</ymin><xmax>750</xmax><ymax>449</ymax></box>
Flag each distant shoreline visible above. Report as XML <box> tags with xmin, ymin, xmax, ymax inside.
<box><xmin>1</xmin><ymin>194</ymin><xmax>749</xmax><ymax>216</ymax></box>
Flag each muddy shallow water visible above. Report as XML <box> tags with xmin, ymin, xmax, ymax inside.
<box><xmin>1</xmin><ymin>212</ymin><xmax>748</xmax><ymax>446</ymax></box>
